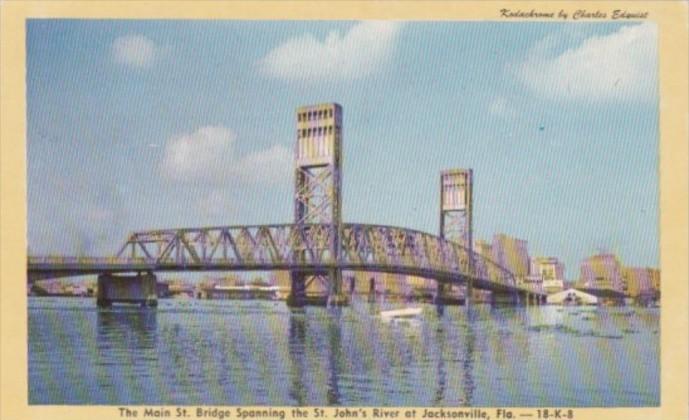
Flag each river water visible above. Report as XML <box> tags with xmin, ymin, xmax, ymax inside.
<box><xmin>28</xmin><ymin>297</ymin><xmax>659</xmax><ymax>406</ymax></box>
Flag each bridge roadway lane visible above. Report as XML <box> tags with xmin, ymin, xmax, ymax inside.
<box><xmin>27</xmin><ymin>259</ymin><xmax>540</xmax><ymax>296</ymax></box>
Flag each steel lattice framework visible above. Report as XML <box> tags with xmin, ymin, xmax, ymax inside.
<box><xmin>293</xmin><ymin>103</ymin><xmax>344</xmax><ymax>302</ymax></box>
<box><xmin>440</xmin><ymin>169</ymin><xmax>473</xmax><ymax>248</ymax></box>
<box><xmin>28</xmin><ymin>223</ymin><xmax>543</xmax><ymax>295</ymax></box>
<box><xmin>438</xmin><ymin>169</ymin><xmax>474</xmax><ymax>299</ymax></box>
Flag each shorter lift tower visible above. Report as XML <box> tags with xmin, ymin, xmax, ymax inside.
<box><xmin>439</xmin><ymin>169</ymin><xmax>474</xmax><ymax>304</ymax></box>
<box><xmin>288</xmin><ymin>103</ymin><xmax>347</xmax><ymax>307</ymax></box>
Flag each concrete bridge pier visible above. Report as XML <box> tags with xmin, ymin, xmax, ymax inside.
<box><xmin>490</xmin><ymin>290</ymin><xmax>522</xmax><ymax>305</ymax></box>
<box><xmin>368</xmin><ymin>277</ymin><xmax>376</xmax><ymax>303</ymax></box>
<box><xmin>287</xmin><ymin>269</ymin><xmax>348</xmax><ymax>307</ymax></box>
<box><xmin>434</xmin><ymin>283</ymin><xmax>445</xmax><ymax>304</ymax></box>
<box><xmin>435</xmin><ymin>283</ymin><xmax>466</xmax><ymax>305</ymax></box>
<box><xmin>326</xmin><ymin>268</ymin><xmax>349</xmax><ymax>307</ymax></box>
<box><xmin>96</xmin><ymin>272</ymin><xmax>157</xmax><ymax>307</ymax></box>
<box><xmin>286</xmin><ymin>271</ymin><xmax>307</xmax><ymax>307</ymax></box>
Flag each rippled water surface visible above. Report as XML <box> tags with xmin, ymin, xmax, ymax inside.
<box><xmin>28</xmin><ymin>297</ymin><xmax>659</xmax><ymax>406</ymax></box>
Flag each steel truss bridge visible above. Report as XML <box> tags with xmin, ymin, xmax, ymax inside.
<box><xmin>28</xmin><ymin>223</ymin><xmax>541</xmax><ymax>296</ymax></box>
<box><xmin>28</xmin><ymin>102</ymin><xmax>546</xmax><ymax>303</ymax></box>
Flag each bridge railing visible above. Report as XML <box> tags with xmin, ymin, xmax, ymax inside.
<box><xmin>27</xmin><ymin>256</ymin><xmax>155</xmax><ymax>265</ymax></box>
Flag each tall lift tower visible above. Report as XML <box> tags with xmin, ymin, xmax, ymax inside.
<box><xmin>288</xmin><ymin>103</ymin><xmax>346</xmax><ymax>306</ymax></box>
<box><xmin>439</xmin><ymin>169</ymin><xmax>474</xmax><ymax>303</ymax></box>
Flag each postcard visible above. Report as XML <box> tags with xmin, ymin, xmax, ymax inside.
<box><xmin>1</xmin><ymin>2</ymin><xmax>687</xmax><ymax>420</ymax></box>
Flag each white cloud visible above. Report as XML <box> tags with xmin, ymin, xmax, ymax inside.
<box><xmin>198</xmin><ymin>189</ymin><xmax>239</xmax><ymax>220</ymax></box>
<box><xmin>161</xmin><ymin>126</ymin><xmax>235</xmax><ymax>179</ymax></box>
<box><xmin>112</xmin><ymin>35</ymin><xmax>156</xmax><ymax>68</ymax></box>
<box><xmin>233</xmin><ymin>144</ymin><xmax>293</xmax><ymax>185</ymax></box>
<box><xmin>259</xmin><ymin>21</ymin><xmax>403</xmax><ymax>81</ymax></box>
<box><xmin>517</xmin><ymin>23</ymin><xmax>657</xmax><ymax>103</ymax></box>
<box><xmin>160</xmin><ymin>125</ymin><xmax>291</xmax><ymax>187</ymax></box>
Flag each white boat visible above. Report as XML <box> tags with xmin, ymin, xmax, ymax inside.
<box><xmin>380</xmin><ymin>307</ymin><xmax>423</xmax><ymax>319</ymax></box>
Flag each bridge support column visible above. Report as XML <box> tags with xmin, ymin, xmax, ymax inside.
<box><xmin>287</xmin><ymin>271</ymin><xmax>307</xmax><ymax>307</ymax></box>
<box><xmin>435</xmin><ymin>283</ymin><xmax>465</xmax><ymax>305</ymax></box>
<box><xmin>466</xmin><ymin>279</ymin><xmax>473</xmax><ymax>307</ymax></box>
<box><xmin>327</xmin><ymin>268</ymin><xmax>348</xmax><ymax>307</ymax></box>
<box><xmin>368</xmin><ymin>277</ymin><xmax>376</xmax><ymax>303</ymax></box>
<box><xmin>490</xmin><ymin>290</ymin><xmax>521</xmax><ymax>305</ymax></box>
<box><xmin>435</xmin><ymin>283</ymin><xmax>445</xmax><ymax>304</ymax></box>
<box><xmin>96</xmin><ymin>272</ymin><xmax>157</xmax><ymax>307</ymax></box>
<box><xmin>287</xmin><ymin>270</ymin><xmax>348</xmax><ymax>307</ymax></box>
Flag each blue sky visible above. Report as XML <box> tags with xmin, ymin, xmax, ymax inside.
<box><xmin>27</xmin><ymin>20</ymin><xmax>658</xmax><ymax>278</ymax></box>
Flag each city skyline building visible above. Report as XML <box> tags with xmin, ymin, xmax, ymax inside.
<box><xmin>531</xmin><ymin>257</ymin><xmax>566</xmax><ymax>294</ymax></box>
<box><xmin>649</xmin><ymin>268</ymin><xmax>661</xmax><ymax>293</ymax></box>
<box><xmin>492</xmin><ymin>233</ymin><xmax>531</xmax><ymax>283</ymax></box>
<box><xmin>579</xmin><ymin>253</ymin><xmax>624</xmax><ymax>292</ymax></box>
<box><xmin>622</xmin><ymin>266</ymin><xmax>661</xmax><ymax>299</ymax></box>
<box><xmin>623</xmin><ymin>266</ymin><xmax>653</xmax><ymax>297</ymax></box>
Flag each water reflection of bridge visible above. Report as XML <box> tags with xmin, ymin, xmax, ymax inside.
<box><xmin>286</xmin><ymin>304</ymin><xmax>484</xmax><ymax>406</ymax></box>
<box><xmin>90</xmin><ymin>303</ymin><xmax>483</xmax><ymax>405</ymax></box>
<box><xmin>28</xmin><ymin>103</ymin><xmax>546</xmax><ymax>306</ymax></box>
